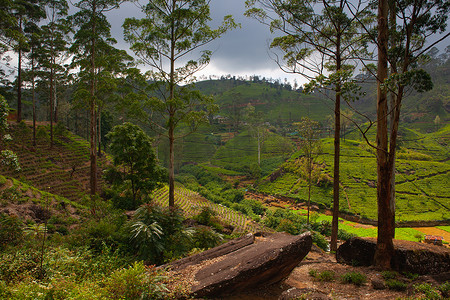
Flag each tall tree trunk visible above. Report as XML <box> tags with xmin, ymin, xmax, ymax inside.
<box><xmin>331</xmin><ymin>86</ymin><xmax>341</xmax><ymax>252</ymax></box>
<box><xmin>307</xmin><ymin>161</ymin><xmax>312</xmax><ymax>225</ymax></box>
<box><xmin>32</xmin><ymin>56</ymin><xmax>36</xmax><ymax>147</ymax></box>
<box><xmin>374</xmin><ymin>0</ymin><xmax>394</xmax><ymax>269</ymax></box>
<box><xmin>331</xmin><ymin>27</ymin><xmax>342</xmax><ymax>252</ymax></box>
<box><xmin>50</xmin><ymin>63</ymin><xmax>54</xmax><ymax>147</ymax></box>
<box><xmin>17</xmin><ymin>17</ymin><xmax>22</xmax><ymax>123</ymax></box>
<box><xmin>168</xmin><ymin>0</ymin><xmax>176</xmax><ymax>208</ymax></box>
<box><xmin>90</xmin><ymin>2</ymin><xmax>98</xmax><ymax>196</ymax></box>
<box><xmin>98</xmin><ymin>107</ymin><xmax>102</xmax><ymax>157</ymax></box>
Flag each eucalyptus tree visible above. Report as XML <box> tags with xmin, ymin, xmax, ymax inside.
<box><xmin>296</xmin><ymin>117</ymin><xmax>322</xmax><ymax>224</ymax></box>
<box><xmin>245</xmin><ymin>0</ymin><xmax>373</xmax><ymax>251</ymax></box>
<box><xmin>123</xmin><ymin>0</ymin><xmax>238</xmax><ymax>208</ymax></box>
<box><xmin>36</xmin><ymin>0</ymin><xmax>71</xmax><ymax>147</ymax></box>
<box><xmin>365</xmin><ymin>0</ymin><xmax>449</xmax><ymax>268</ymax></box>
<box><xmin>244</xmin><ymin>104</ymin><xmax>266</xmax><ymax>167</ymax></box>
<box><xmin>11</xmin><ymin>0</ymin><xmax>46</xmax><ymax>122</ymax></box>
<box><xmin>70</xmin><ymin>0</ymin><xmax>124</xmax><ymax>195</ymax></box>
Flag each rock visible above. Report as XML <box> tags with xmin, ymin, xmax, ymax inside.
<box><xmin>279</xmin><ymin>287</ymin><xmax>330</xmax><ymax>300</ymax></box>
<box><xmin>162</xmin><ymin>233</ymin><xmax>255</xmax><ymax>271</ymax></box>
<box><xmin>336</xmin><ymin>237</ymin><xmax>450</xmax><ymax>275</ymax></box>
<box><xmin>371</xmin><ymin>278</ymin><xmax>386</xmax><ymax>290</ymax></box>
<box><xmin>172</xmin><ymin>232</ymin><xmax>312</xmax><ymax>298</ymax></box>
<box><xmin>336</xmin><ymin>237</ymin><xmax>375</xmax><ymax>266</ymax></box>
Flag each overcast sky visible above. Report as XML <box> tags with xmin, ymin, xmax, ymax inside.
<box><xmin>104</xmin><ymin>0</ymin><xmax>303</xmax><ymax>84</ymax></box>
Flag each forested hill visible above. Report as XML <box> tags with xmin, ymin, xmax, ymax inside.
<box><xmin>193</xmin><ymin>54</ymin><xmax>449</xmax><ymax>132</ymax></box>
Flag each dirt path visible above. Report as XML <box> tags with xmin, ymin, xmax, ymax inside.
<box><xmin>220</xmin><ymin>247</ymin><xmax>446</xmax><ymax>300</ymax></box>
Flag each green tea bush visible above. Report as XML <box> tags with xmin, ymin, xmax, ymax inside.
<box><xmin>337</xmin><ymin>229</ymin><xmax>357</xmax><ymax>241</ymax></box>
<box><xmin>341</xmin><ymin>271</ymin><xmax>367</xmax><ymax>286</ymax></box>
<box><xmin>316</xmin><ymin>270</ymin><xmax>335</xmax><ymax>282</ymax></box>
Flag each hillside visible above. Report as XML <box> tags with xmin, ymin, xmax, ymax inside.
<box><xmin>256</xmin><ymin>124</ymin><xmax>450</xmax><ymax>222</ymax></box>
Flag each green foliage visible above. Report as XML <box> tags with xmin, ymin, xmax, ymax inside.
<box><xmin>309</xmin><ymin>269</ymin><xmax>335</xmax><ymax>282</ymax></box>
<box><xmin>311</xmin><ymin>231</ymin><xmax>329</xmax><ymax>251</ymax></box>
<box><xmin>0</xmin><ymin>214</ymin><xmax>23</xmax><ymax>250</ymax></box>
<box><xmin>385</xmin><ymin>279</ymin><xmax>407</xmax><ymax>291</ymax></box>
<box><xmin>381</xmin><ymin>270</ymin><xmax>398</xmax><ymax>280</ymax></box>
<box><xmin>341</xmin><ymin>271</ymin><xmax>367</xmax><ymax>286</ymax></box>
<box><xmin>192</xmin><ymin>226</ymin><xmax>223</xmax><ymax>250</ymax></box>
<box><xmin>414</xmin><ymin>283</ymin><xmax>442</xmax><ymax>300</ymax></box>
<box><xmin>438</xmin><ymin>281</ymin><xmax>450</xmax><ymax>299</ymax></box>
<box><xmin>127</xmin><ymin>203</ymin><xmax>189</xmax><ymax>264</ymax></box>
<box><xmin>105</xmin><ymin>123</ymin><xmax>165</xmax><ymax>210</ymax></box>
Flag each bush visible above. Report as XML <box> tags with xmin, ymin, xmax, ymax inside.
<box><xmin>312</xmin><ymin>231</ymin><xmax>329</xmax><ymax>251</ymax></box>
<box><xmin>414</xmin><ymin>283</ymin><xmax>441</xmax><ymax>300</ymax></box>
<box><xmin>0</xmin><ymin>213</ymin><xmax>23</xmax><ymax>249</ymax></box>
<box><xmin>105</xmin><ymin>261</ymin><xmax>154</xmax><ymax>299</ymax></box>
<box><xmin>316</xmin><ymin>270</ymin><xmax>335</xmax><ymax>282</ymax></box>
<box><xmin>381</xmin><ymin>270</ymin><xmax>398</xmax><ymax>280</ymax></box>
<box><xmin>341</xmin><ymin>271</ymin><xmax>367</xmax><ymax>286</ymax></box>
<box><xmin>439</xmin><ymin>281</ymin><xmax>450</xmax><ymax>298</ymax></box>
<box><xmin>337</xmin><ymin>229</ymin><xmax>357</xmax><ymax>241</ymax></box>
<box><xmin>385</xmin><ymin>279</ymin><xmax>407</xmax><ymax>291</ymax></box>
<box><xmin>192</xmin><ymin>226</ymin><xmax>223</xmax><ymax>249</ymax></box>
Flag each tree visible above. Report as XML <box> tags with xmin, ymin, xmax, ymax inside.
<box><xmin>296</xmin><ymin>117</ymin><xmax>322</xmax><ymax>224</ymax></box>
<box><xmin>369</xmin><ymin>0</ymin><xmax>449</xmax><ymax>268</ymax></box>
<box><xmin>245</xmin><ymin>0</ymin><xmax>372</xmax><ymax>251</ymax></box>
<box><xmin>244</xmin><ymin>104</ymin><xmax>267</xmax><ymax>167</ymax></box>
<box><xmin>36</xmin><ymin>0</ymin><xmax>70</xmax><ymax>147</ymax></box>
<box><xmin>0</xmin><ymin>95</ymin><xmax>20</xmax><ymax>171</ymax></box>
<box><xmin>70</xmin><ymin>0</ymin><xmax>123</xmax><ymax>196</ymax></box>
<box><xmin>105</xmin><ymin>122</ymin><xmax>165</xmax><ymax>210</ymax></box>
<box><xmin>123</xmin><ymin>0</ymin><xmax>238</xmax><ymax>208</ymax></box>
<box><xmin>434</xmin><ymin>115</ymin><xmax>441</xmax><ymax>130</ymax></box>
<box><xmin>11</xmin><ymin>0</ymin><xmax>46</xmax><ymax>122</ymax></box>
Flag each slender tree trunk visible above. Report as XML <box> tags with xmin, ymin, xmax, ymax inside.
<box><xmin>331</xmin><ymin>27</ymin><xmax>342</xmax><ymax>251</ymax></box>
<box><xmin>50</xmin><ymin>63</ymin><xmax>54</xmax><ymax>147</ymax></box>
<box><xmin>331</xmin><ymin>86</ymin><xmax>341</xmax><ymax>252</ymax></box>
<box><xmin>374</xmin><ymin>0</ymin><xmax>394</xmax><ymax>269</ymax></box>
<box><xmin>307</xmin><ymin>161</ymin><xmax>312</xmax><ymax>225</ymax></box>
<box><xmin>32</xmin><ymin>56</ymin><xmax>36</xmax><ymax>147</ymax></box>
<box><xmin>17</xmin><ymin>18</ymin><xmax>22</xmax><ymax>123</ymax></box>
<box><xmin>90</xmin><ymin>2</ymin><xmax>98</xmax><ymax>196</ymax></box>
<box><xmin>168</xmin><ymin>0</ymin><xmax>176</xmax><ymax>208</ymax></box>
<box><xmin>98</xmin><ymin>107</ymin><xmax>102</xmax><ymax>157</ymax></box>
<box><xmin>257</xmin><ymin>131</ymin><xmax>261</xmax><ymax>166</ymax></box>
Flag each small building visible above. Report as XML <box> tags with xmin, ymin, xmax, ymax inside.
<box><xmin>424</xmin><ymin>235</ymin><xmax>443</xmax><ymax>246</ymax></box>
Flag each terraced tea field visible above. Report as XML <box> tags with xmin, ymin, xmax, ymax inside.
<box><xmin>152</xmin><ymin>185</ymin><xmax>268</xmax><ymax>233</ymax></box>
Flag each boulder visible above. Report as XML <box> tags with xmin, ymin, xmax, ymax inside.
<box><xmin>167</xmin><ymin>232</ymin><xmax>312</xmax><ymax>298</ymax></box>
<box><xmin>336</xmin><ymin>237</ymin><xmax>450</xmax><ymax>275</ymax></box>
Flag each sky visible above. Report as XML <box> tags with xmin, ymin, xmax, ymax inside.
<box><xmin>103</xmin><ymin>0</ymin><xmax>304</xmax><ymax>85</ymax></box>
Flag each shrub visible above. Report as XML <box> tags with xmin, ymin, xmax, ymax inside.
<box><xmin>337</xmin><ymin>229</ymin><xmax>357</xmax><ymax>241</ymax></box>
<box><xmin>341</xmin><ymin>271</ymin><xmax>367</xmax><ymax>286</ymax></box>
<box><xmin>316</xmin><ymin>270</ymin><xmax>335</xmax><ymax>282</ymax></box>
<box><xmin>192</xmin><ymin>226</ymin><xmax>223</xmax><ymax>249</ymax></box>
<box><xmin>194</xmin><ymin>207</ymin><xmax>216</xmax><ymax>226</ymax></box>
<box><xmin>381</xmin><ymin>270</ymin><xmax>398</xmax><ymax>280</ymax></box>
<box><xmin>414</xmin><ymin>283</ymin><xmax>441</xmax><ymax>300</ymax></box>
<box><xmin>439</xmin><ymin>281</ymin><xmax>450</xmax><ymax>298</ymax></box>
<box><xmin>385</xmin><ymin>279</ymin><xmax>407</xmax><ymax>291</ymax></box>
<box><xmin>312</xmin><ymin>231</ymin><xmax>329</xmax><ymax>251</ymax></box>
<box><xmin>105</xmin><ymin>261</ymin><xmax>153</xmax><ymax>299</ymax></box>
<box><xmin>0</xmin><ymin>213</ymin><xmax>23</xmax><ymax>249</ymax></box>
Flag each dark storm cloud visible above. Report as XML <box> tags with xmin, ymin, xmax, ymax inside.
<box><xmin>103</xmin><ymin>0</ymin><xmax>286</xmax><ymax>79</ymax></box>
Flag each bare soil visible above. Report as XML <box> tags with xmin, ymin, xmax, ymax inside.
<box><xmin>219</xmin><ymin>245</ymin><xmax>445</xmax><ymax>300</ymax></box>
